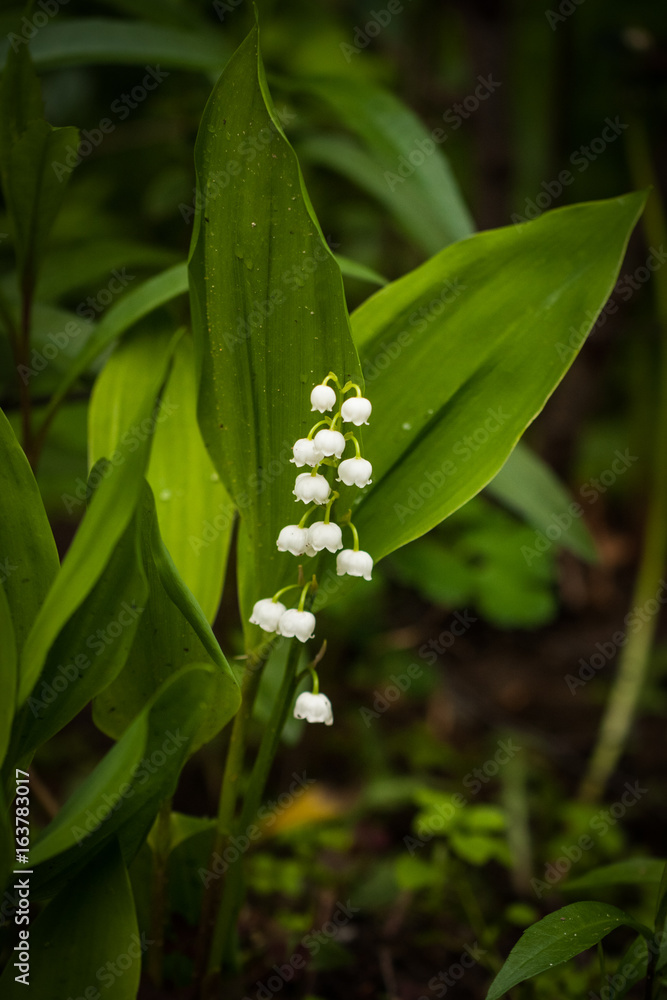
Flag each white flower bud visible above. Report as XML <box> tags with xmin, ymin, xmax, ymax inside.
<box><xmin>291</xmin><ymin>438</ymin><xmax>323</xmax><ymax>468</ymax></box>
<box><xmin>313</xmin><ymin>428</ymin><xmax>346</xmax><ymax>458</ymax></box>
<box><xmin>341</xmin><ymin>396</ymin><xmax>372</xmax><ymax>425</ymax></box>
<box><xmin>337</xmin><ymin>457</ymin><xmax>372</xmax><ymax>488</ymax></box>
<box><xmin>294</xmin><ymin>691</ymin><xmax>333</xmax><ymax>725</ymax></box>
<box><xmin>249</xmin><ymin>598</ymin><xmax>287</xmax><ymax>632</ymax></box>
<box><xmin>307</xmin><ymin>521</ymin><xmax>343</xmax><ymax>553</ymax></box>
<box><xmin>276</xmin><ymin>525</ymin><xmax>309</xmax><ymax>555</ymax></box>
<box><xmin>336</xmin><ymin>548</ymin><xmax>373</xmax><ymax>581</ymax></box>
<box><xmin>293</xmin><ymin>472</ymin><xmax>331</xmax><ymax>505</ymax></box>
<box><xmin>277</xmin><ymin>608</ymin><xmax>316</xmax><ymax>642</ymax></box>
<box><xmin>310</xmin><ymin>384</ymin><xmax>336</xmax><ymax>413</ymax></box>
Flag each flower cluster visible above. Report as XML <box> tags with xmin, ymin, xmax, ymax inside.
<box><xmin>248</xmin><ymin>373</ymin><xmax>375</xmax><ymax>727</ymax></box>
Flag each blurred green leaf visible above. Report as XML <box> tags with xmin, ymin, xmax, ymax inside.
<box><xmin>189</xmin><ymin>24</ymin><xmax>363</xmax><ymax>639</ymax></box>
<box><xmin>0</xmin><ymin>19</ymin><xmax>230</xmax><ymax>73</ymax></box>
<box><xmin>0</xmin><ymin>840</ymin><xmax>140</xmax><ymax>1000</ymax></box>
<box><xmin>486</xmin><ymin>902</ymin><xmax>652</xmax><ymax>1000</ymax></box>
<box><xmin>292</xmin><ymin>75</ymin><xmax>474</xmax><ymax>254</ymax></box>
<box><xmin>0</xmin><ymin>583</ymin><xmax>16</xmax><ymax>768</ymax></box>
<box><xmin>562</xmin><ymin>858</ymin><xmax>666</xmax><ymax>892</ymax></box>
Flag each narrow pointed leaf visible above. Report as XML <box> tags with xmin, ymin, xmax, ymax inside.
<box><xmin>189</xmin><ymin>24</ymin><xmax>363</xmax><ymax>631</ymax></box>
<box><xmin>486</xmin><ymin>902</ymin><xmax>652</xmax><ymax>1000</ymax></box>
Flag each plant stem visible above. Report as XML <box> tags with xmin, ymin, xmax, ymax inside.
<box><xmin>194</xmin><ymin>644</ymin><xmax>272</xmax><ymax>995</ymax></box>
<box><xmin>203</xmin><ymin>639</ymin><xmax>303</xmax><ymax>984</ymax></box>
<box><xmin>147</xmin><ymin>797</ymin><xmax>172</xmax><ymax>988</ymax></box>
<box><xmin>579</xmin><ymin>126</ymin><xmax>667</xmax><ymax>802</ymax></box>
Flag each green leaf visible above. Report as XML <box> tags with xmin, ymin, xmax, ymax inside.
<box><xmin>5</xmin><ymin>118</ymin><xmax>79</xmax><ymax>289</ymax></box>
<box><xmin>0</xmin><ymin>44</ymin><xmax>42</xmax><ymax>192</ymax></box>
<box><xmin>292</xmin><ymin>75</ymin><xmax>474</xmax><ymax>254</ymax></box>
<box><xmin>0</xmin><ymin>582</ymin><xmax>16</xmax><ymax>768</ymax></box>
<box><xmin>485</xmin><ymin>902</ymin><xmax>652</xmax><ymax>1000</ymax></box>
<box><xmin>17</xmin><ymin>328</ymin><xmax>178</xmax><ymax>709</ymax></box>
<box><xmin>562</xmin><ymin>858</ymin><xmax>666</xmax><ymax>892</ymax></box>
<box><xmin>487</xmin><ymin>442</ymin><xmax>598</xmax><ymax>562</ymax></box>
<box><xmin>334</xmin><ymin>252</ymin><xmax>387</xmax><ymax>287</ymax></box>
<box><xmin>92</xmin><ymin>481</ymin><xmax>240</xmax><ymax>751</ymax></box>
<box><xmin>29</xmin><ymin>664</ymin><xmax>216</xmax><ymax>899</ymax></box>
<box><xmin>189</xmin><ymin>24</ymin><xmax>363</xmax><ymax>634</ymax></box>
<box><xmin>0</xmin><ymin>19</ymin><xmax>230</xmax><ymax>73</ymax></box>
<box><xmin>348</xmin><ymin>194</ymin><xmax>645</xmax><ymax>569</ymax></box>
<box><xmin>0</xmin><ymin>840</ymin><xmax>140</xmax><ymax>1000</ymax></box>
<box><xmin>0</xmin><ymin>406</ymin><xmax>59</xmax><ymax>658</ymax></box>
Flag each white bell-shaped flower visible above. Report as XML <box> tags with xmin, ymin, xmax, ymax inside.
<box><xmin>277</xmin><ymin>608</ymin><xmax>316</xmax><ymax>642</ymax></box>
<box><xmin>291</xmin><ymin>438</ymin><xmax>323</xmax><ymax>468</ymax></box>
<box><xmin>341</xmin><ymin>396</ymin><xmax>372</xmax><ymax>425</ymax></box>
<box><xmin>310</xmin><ymin>384</ymin><xmax>336</xmax><ymax>413</ymax></box>
<box><xmin>307</xmin><ymin>521</ymin><xmax>343</xmax><ymax>553</ymax></box>
<box><xmin>337</xmin><ymin>457</ymin><xmax>372</xmax><ymax>488</ymax></box>
<box><xmin>293</xmin><ymin>472</ymin><xmax>331</xmax><ymax>505</ymax></box>
<box><xmin>336</xmin><ymin>548</ymin><xmax>373</xmax><ymax>581</ymax></box>
<box><xmin>249</xmin><ymin>598</ymin><xmax>287</xmax><ymax>632</ymax></box>
<box><xmin>294</xmin><ymin>691</ymin><xmax>333</xmax><ymax>725</ymax></box>
<box><xmin>313</xmin><ymin>428</ymin><xmax>346</xmax><ymax>459</ymax></box>
<box><xmin>305</xmin><ymin>543</ymin><xmax>317</xmax><ymax>558</ymax></box>
<box><xmin>276</xmin><ymin>525</ymin><xmax>309</xmax><ymax>556</ymax></box>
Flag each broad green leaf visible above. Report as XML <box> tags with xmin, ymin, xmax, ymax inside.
<box><xmin>347</xmin><ymin>194</ymin><xmax>645</xmax><ymax>568</ymax></box>
<box><xmin>5</xmin><ymin>118</ymin><xmax>79</xmax><ymax>289</ymax></box>
<box><xmin>9</xmin><ymin>470</ymin><xmax>147</xmax><ymax>761</ymax></box>
<box><xmin>0</xmin><ymin>583</ymin><xmax>16</xmax><ymax>767</ymax></box>
<box><xmin>486</xmin><ymin>902</ymin><xmax>652</xmax><ymax>1000</ymax></box>
<box><xmin>0</xmin><ymin>407</ymin><xmax>59</xmax><ymax>658</ymax></box>
<box><xmin>0</xmin><ymin>840</ymin><xmax>139</xmax><ymax>1000</ymax></box>
<box><xmin>29</xmin><ymin>664</ymin><xmax>215</xmax><ymax>899</ymax></box>
<box><xmin>487</xmin><ymin>442</ymin><xmax>598</xmax><ymax>562</ymax></box>
<box><xmin>562</xmin><ymin>858</ymin><xmax>666</xmax><ymax>892</ymax></box>
<box><xmin>17</xmin><ymin>329</ymin><xmax>178</xmax><ymax>708</ymax></box>
<box><xmin>93</xmin><ymin>481</ymin><xmax>240</xmax><ymax>751</ymax></box>
<box><xmin>38</xmin><ymin>261</ymin><xmax>188</xmax><ymax>441</ymax></box>
<box><xmin>0</xmin><ymin>19</ymin><xmax>230</xmax><ymax>73</ymax></box>
<box><xmin>292</xmin><ymin>75</ymin><xmax>474</xmax><ymax>254</ymax></box>
<box><xmin>90</xmin><ymin>329</ymin><xmax>233</xmax><ymax>622</ymax></box>
<box><xmin>335</xmin><ymin>252</ymin><xmax>387</xmax><ymax>286</ymax></box>
<box><xmin>189</xmin><ymin>23</ymin><xmax>363</xmax><ymax>635</ymax></box>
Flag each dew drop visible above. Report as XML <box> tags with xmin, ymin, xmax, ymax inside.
<box><xmin>234</xmin><ymin>246</ymin><xmax>244</xmax><ymax>260</ymax></box>
<box><xmin>210</xmin><ymin>472</ymin><xmax>220</xmax><ymax>482</ymax></box>
<box><xmin>402</xmin><ymin>422</ymin><xmax>412</xmax><ymax>431</ymax></box>
<box><xmin>159</xmin><ymin>489</ymin><xmax>172</xmax><ymax>502</ymax></box>
<box><xmin>244</xmin><ymin>258</ymin><xmax>254</xmax><ymax>270</ymax></box>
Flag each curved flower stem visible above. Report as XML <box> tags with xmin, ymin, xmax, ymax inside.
<box><xmin>323</xmin><ymin>491</ymin><xmax>339</xmax><ymax>525</ymax></box>
<box><xmin>322</xmin><ymin>371</ymin><xmax>341</xmax><ymax>388</ymax></box>
<box><xmin>204</xmin><ymin>639</ymin><xmax>303</xmax><ymax>982</ymax></box>
<box><xmin>306</xmin><ymin>418</ymin><xmax>330</xmax><ymax>439</ymax></box>
<box><xmin>271</xmin><ymin>582</ymin><xmax>302</xmax><ymax>603</ymax></box>
<box><xmin>344</xmin><ymin>432</ymin><xmax>362</xmax><ymax>458</ymax></box>
<box><xmin>348</xmin><ymin>521</ymin><xmax>361</xmax><ymax>552</ymax></box>
<box><xmin>341</xmin><ymin>380</ymin><xmax>362</xmax><ymax>396</ymax></box>
<box><xmin>297</xmin><ymin>579</ymin><xmax>314</xmax><ymax>612</ymax></box>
